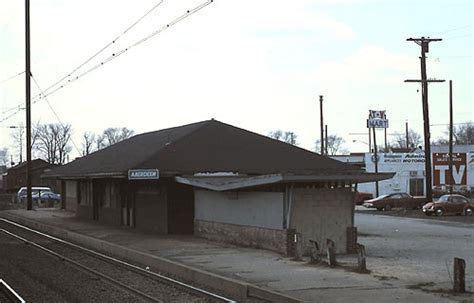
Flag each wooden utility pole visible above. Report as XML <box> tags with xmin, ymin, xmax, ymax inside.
<box><xmin>449</xmin><ymin>80</ymin><xmax>453</xmax><ymax>193</ymax></box>
<box><xmin>325</xmin><ymin>125</ymin><xmax>328</xmax><ymax>155</ymax></box>
<box><xmin>319</xmin><ymin>95</ymin><xmax>324</xmax><ymax>155</ymax></box>
<box><xmin>368</xmin><ymin>128</ymin><xmax>372</xmax><ymax>152</ymax></box>
<box><xmin>405</xmin><ymin>37</ymin><xmax>444</xmax><ymax>201</ymax></box>
<box><xmin>405</xmin><ymin>121</ymin><xmax>409</xmax><ymax>148</ymax></box>
<box><xmin>25</xmin><ymin>0</ymin><xmax>32</xmax><ymax>211</ymax></box>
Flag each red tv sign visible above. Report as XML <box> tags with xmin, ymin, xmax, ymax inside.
<box><xmin>432</xmin><ymin>153</ymin><xmax>467</xmax><ymax>185</ymax></box>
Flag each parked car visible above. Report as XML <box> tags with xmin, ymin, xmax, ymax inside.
<box><xmin>363</xmin><ymin>193</ymin><xmax>426</xmax><ymax>211</ymax></box>
<box><xmin>422</xmin><ymin>194</ymin><xmax>473</xmax><ymax>216</ymax></box>
<box><xmin>33</xmin><ymin>191</ymin><xmax>61</xmax><ymax>206</ymax></box>
<box><xmin>432</xmin><ymin>185</ymin><xmax>471</xmax><ymax>198</ymax></box>
<box><xmin>17</xmin><ymin>186</ymin><xmax>52</xmax><ymax>203</ymax></box>
<box><xmin>354</xmin><ymin>191</ymin><xmax>374</xmax><ymax>205</ymax></box>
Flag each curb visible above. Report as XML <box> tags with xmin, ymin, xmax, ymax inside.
<box><xmin>1</xmin><ymin>212</ymin><xmax>302</xmax><ymax>303</ymax></box>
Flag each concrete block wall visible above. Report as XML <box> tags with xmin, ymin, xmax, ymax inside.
<box><xmin>290</xmin><ymin>187</ymin><xmax>354</xmax><ymax>254</ymax></box>
<box><xmin>195</xmin><ymin>220</ymin><xmax>288</xmax><ymax>254</ymax></box>
<box><xmin>194</xmin><ymin>190</ymin><xmax>284</xmax><ymax>229</ymax></box>
<box><xmin>346</xmin><ymin>226</ymin><xmax>358</xmax><ymax>254</ymax></box>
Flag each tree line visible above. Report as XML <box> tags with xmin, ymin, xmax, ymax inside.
<box><xmin>269</xmin><ymin>122</ymin><xmax>474</xmax><ymax>155</ymax></box>
<box><xmin>6</xmin><ymin>123</ymin><xmax>134</xmax><ymax>166</ymax></box>
<box><xmin>2</xmin><ymin>121</ymin><xmax>471</xmax><ymax>167</ymax></box>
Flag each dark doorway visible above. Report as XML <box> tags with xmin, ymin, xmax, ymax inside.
<box><xmin>167</xmin><ymin>183</ymin><xmax>194</xmax><ymax>234</ymax></box>
<box><xmin>92</xmin><ymin>180</ymin><xmax>104</xmax><ymax>221</ymax></box>
<box><xmin>409</xmin><ymin>178</ymin><xmax>424</xmax><ymax>196</ymax></box>
<box><xmin>121</xmin><ymin>183</ymin><xmax>135</xmax><ymax>227</ymax></box>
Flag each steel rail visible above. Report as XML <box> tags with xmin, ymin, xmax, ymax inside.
<box><xmin>0</xmin><ymin>218</ymin><xmax>236</xmax><ymax>303</ymax></box>
<box><xmin>0</xmin><ymin>228</ymin><xmax>163</xmax><ymax>303</ymax></box>
<box><xmin>0</xmin><ymin>279</ymin><xmax>26</xmax><ymax>303</ymax></box>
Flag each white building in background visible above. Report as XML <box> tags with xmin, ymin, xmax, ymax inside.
<box><xmin>332</xmin><ymin>145</ymin><xmax>474</xmax><ymax>197</ymax></box>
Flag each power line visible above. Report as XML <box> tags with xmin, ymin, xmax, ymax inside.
<box><xmin>37</xmin><ymin>0</ymin><xmax>165</xmax><ymax>99</ymax></box>
<box><xmin>0</xmin><ymin>71</ymin><xmax>25</xmax><ymax>85</ymax></box>
<box><xmin>443</xmin><ymin>34</ymin><xmax>472</xmax><ymax>40</ymax></box>
<box><xmin>0</xmin><ymin>0</ymin><xmax>213</xmax><ymax>124</ymax></box>
<box><xmin>434</xmin><ymin>24</ymin><xmax>471</xmax><ymax>36</ymax></box>
<box><xmin>31</xmin><ymin>74</ymin><xmax>81</xmax><ymax>155</ymax></box>
<box><xmin>1</xmin><ymin>0</ymin><xmax>164</xmax><ymax>117</ymax></box>
<box><xmin>36</xmin><ymin>0</ymin><xmax>214</xmax><ymax>102</ymax></box>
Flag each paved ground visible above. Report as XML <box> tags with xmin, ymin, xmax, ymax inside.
<box><xmin>356</xmin><ymin>212</ymin><xmax>473</xmax><ymax>295</ymax></box>
<box><xmin>0</xmin><ymin>202</ymin><xmax>473</xmax><ymax>302</ymax></box>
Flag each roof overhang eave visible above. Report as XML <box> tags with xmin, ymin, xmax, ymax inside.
<box><xmin>41</xmin><ymin>172</ymin><xmax>127</xmax><ymax>180</ymax></box>
<box><xmin>175</xmin><ymin>172</ymin><xmax>395</xmax><ymax>191</ymax></box>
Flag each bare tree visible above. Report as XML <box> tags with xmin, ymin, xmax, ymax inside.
<box><xmin>10</xmin><ymin>124</ymin><xmax>25</xmax><ymax>163</ymax></box>
<box><xmin>0</xmin><ymin>148</ymin><xmax>8</xmax><ymax>166</ymax></box>
<box><xmin>81</xmin><ymin>131</ymin><xmax>96</xmax><ymax>156</ymax></box>
<box><xmin>315</xmin><ymin>135</ymin><xmax>348</xmax><ymax>155</ymax></box>
<box><xmin>102</xmin><ymin>127</ymin><xmax>134</xmax><ymax>147</ymax></box>
<box><xmin>268</xmin><ymin>130</ymin><xmax>298</xmax><ymax>145</ymax></box>
<box><xmin>452</xmin><ymin>122</ymin><xmax>473</xmax><ymax>144</ymax></box>
<box><xmin>434</xmin><ymin>122</ymin><xmax>474</xmax><ymax>145</ymax></box>
<box><xmin>268</xmin><ymin>130</ymin><xmax>283</xmax><ymax>141</ymax></box>
<box><xmin>282</xmin><ymin>132</ymin><xmax>298</xmax><ymax>145</ymax></box>
<box><xmin>391</xmin><ymin>129</ymin><xmax>422</xmax><ymax>149</ymax></box>
<box><xmin>34</xmin><ymin>123</ymin><xmax>73</xmax><ymax>164</ymax></box>
<box><xmin>95</xmin><ymin>134</ymin><xmax>106</xmax><ymax>151</ymax></box>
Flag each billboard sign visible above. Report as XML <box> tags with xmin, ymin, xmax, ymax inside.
<box><xmin>432</xmin><ymin>153</ymin><xmax>467</xmax><ymax>185</ymax></box>
<box><xmin>367</xmin><ymin>110</ymin><xmax>388</xmax><ymax>128</ymax></box>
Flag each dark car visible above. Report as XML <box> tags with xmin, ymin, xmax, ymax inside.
<box><xmin>354</xmin><ymin>191</ymin><xmax>374</xmax><ymax>205</ymax></box>
<box><xmin>34</xmin><ymin>191</ymin><xmax>61</xmax><ymax>205</ymax></box>
<box><xmin>363</xmin><ymin>193</ymin><xmax>426</xmax><ymax>211</ymax></box>
<box><xmin>422</xmin><ymin>194</ymin><xmax>473</xmax><ymax>216</ymax></box>
<box><xmin>432</xmin><ymin>185</ymin><xmax>471</xmax><ymax>198</ymax></box>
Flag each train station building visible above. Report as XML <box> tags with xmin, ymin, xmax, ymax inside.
<box><xmin>43</xmin><ymin>120</ymin><xmax>393</xmax><ymax>254</ymax></box>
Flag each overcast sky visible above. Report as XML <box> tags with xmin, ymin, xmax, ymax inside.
<box><xmin>1</xmin><ymin>0</ymin><xmax>473</xmax><ymax>163</ymax></box>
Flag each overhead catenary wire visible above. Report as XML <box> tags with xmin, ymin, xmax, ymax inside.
<box><xmin>36</xmin><ymin>0</ymin><xmax>165</xmax><ymax>99</ymax></box>
<box><xmin>31</xmin><ymin>74</ymin><xmax>81</xmax><ymax>156</ymax></box>
<box><xmin>0</xmin><ymin>71</ymin><xmax>25</xmax><ymax>85</ymax></box>
<box><xmin>433</xmin><ymin>24</ymin><xmax>471</xmax><ymax>36</ymax></box>
<box><xmin>33</xmin><ymin>0</ymin><xmax>213</xmax><ymax>102</ymax></box>
<box><xmin>0</xmin><ymin>0</ymin><xmax>213</xmax><ymax>124</ymax></box>
<box><xmin>2</xmin><ymin>0</ymin><xmax>165</xmax><ymax>118</ymax></box>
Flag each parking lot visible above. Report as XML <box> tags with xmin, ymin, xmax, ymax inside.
<box><xmin>356</xmin><ymin>209</ymin><xmax>473</xmax><ymax>298</ymax></box>
<box><xmin>356</xmin><ymin>204</ymin><xmax>474</xmax><ymax>224</ymax></box>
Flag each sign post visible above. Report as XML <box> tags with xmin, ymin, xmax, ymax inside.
<box><xmin>367</xmin><ymin>110</ymin><xmax>389</xmax><ymax>198</ymax></box>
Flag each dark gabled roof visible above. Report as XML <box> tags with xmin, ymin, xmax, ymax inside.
<box><xmin>44</xmin><ymin>120</ymin><xmax>362</xmax><ymax>178</ymax></box>
<box><xmin>9</xmin><ymin>159</ymin><xmax>54</xmax><ymax>171</ymax></box>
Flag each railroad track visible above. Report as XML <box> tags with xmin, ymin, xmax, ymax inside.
<box><xmin>0</xmin><ymin>279</ymin><xmax>26</xmax><ymax>303</ymax></box>
<box><xmin>0</xmin><ymin>218</ymin><xmax>236</xmax><ymax>303</ymax></box>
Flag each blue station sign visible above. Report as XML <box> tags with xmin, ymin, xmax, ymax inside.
<box><xmin>128</xmin><ymin>169</ymin><xmax>160</xmax><ymax>180</ymax></box>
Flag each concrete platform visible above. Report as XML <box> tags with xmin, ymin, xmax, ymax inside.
<box><xmin>0</xmin><ymin>208</ymin><xmax>459</xmax><ymax>303</ymax></box>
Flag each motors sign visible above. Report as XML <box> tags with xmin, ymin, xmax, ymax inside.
<box><xmin>367</xmin><ymin>110</ymin><xmax>389</xmax><ymax>128</ymax></box>
<box><xmin>128</xmin><ymin>169</ymin><xmax>160</xmax><ymax>180</ymax></box>
<box><xmin>433</xmin><ymin>153</ymin><xmax>467</xmax><ymax>185</ymax></box>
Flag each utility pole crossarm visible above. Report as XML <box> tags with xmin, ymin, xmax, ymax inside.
<box><xmin>406</xmin><ymin>37</ymin><xmax>442</xmax><ymax>42</ymax></box>
<box><xmin>404</xmin><ymin>79</ymin><xmax>445</xmax><ymax>83</ymax></box>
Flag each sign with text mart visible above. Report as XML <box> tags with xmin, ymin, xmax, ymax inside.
<box><xmin>128</xmin><ymin>169</ymin><xmax>160</xmax><ymax>180</ymax></box>
<box><xmin>367</xmin><ymin>118</ymin><xmax>389</xmax><ymax>128</ymax></box>
<box><xmin>433</xmin><ymin>153</ymin><xmax>467</xmax><ymax>185</ymax></box>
